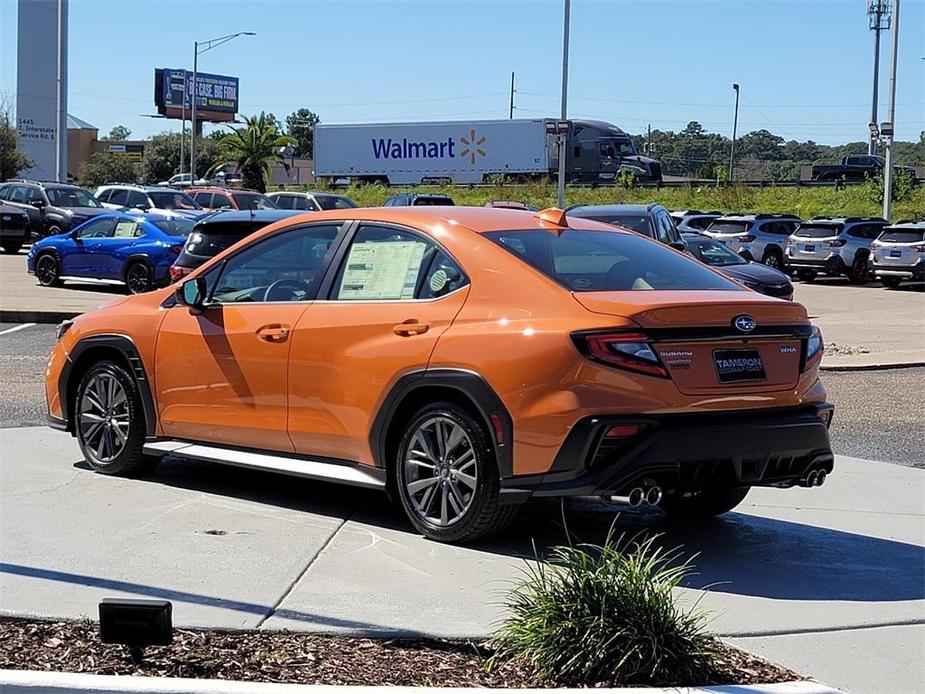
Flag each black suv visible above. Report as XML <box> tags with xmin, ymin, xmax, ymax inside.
<box><xmin>566</xmin><ymin>203</ymin><xmax>686</xmax><ymax>250</ymax></box>
<box><xmin>0</xmin><ymin>180</ymin><xmax>107</xmax><ymax>239</ymax></box>
<box><xmin>169</xmin><ymin>209</ymin><xmax>302</xmax><ymax>282</ymax></box>
<box><xmin>382</xmin><ymin>193</ymin><xmax>455</xmax><ymax>207</ymax></box>
<box><xmin>0</xmin><ymin>202</ymin><xmax>31</xmax><ymax>254</ymax></box>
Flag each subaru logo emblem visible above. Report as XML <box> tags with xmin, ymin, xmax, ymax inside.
<box><xmin>733</xmin><ymin>314</ymin><xmax>757</xmax><ymax>332</ymax></box>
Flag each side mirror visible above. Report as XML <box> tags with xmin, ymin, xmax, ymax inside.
<box><xmin>176</xmin><ymin>276</ymin><xmax>207</xmax><ymax>310</ymax></box>
<box><xmin>31</xmin><ymin>199</ymin><xmax>46</xmax><ymax>208</ymax></box>
<box><xmin>133</xmin><ymin>203</ymin><xmax>149</xmax><ymax>211</ymax></box>
<box><xmin>668</xmin><ymin>240</ymin><xmax>687</xmax><ymax>252</ymax></box>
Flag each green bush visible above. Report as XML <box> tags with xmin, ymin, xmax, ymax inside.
<box><xmin>491</xmin><ymin>531</ymin><xmax>719</xmax><ymax>687</ymax></box>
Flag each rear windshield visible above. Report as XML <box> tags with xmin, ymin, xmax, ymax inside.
<box><xmin>183</xmin><ymin>223</ymin><xmax>266</xmax><ymax>257</ymax></box>
<box><xmin>149</xmin><ymin>191</ymin><xmax>202</xmax><ymax>210</ymax></box>
<box><xmin>232</xmin><ymin>193</ymin><xmax>278</xmax><ymax>210</ymax></box>
<box><xmin>795</xmin><ymin>224</ymin><xmax>843</xmax><ymax>238</ymax></box>
<box><xmin>411</xmin><ymin>196</ymin><xmax>454</xmax><ymax>206</ymax></box>
<box><xmin>707</xmin><ymin>221</ymin><xmax>751</xmax><ymax>234</ymax></box>
<box><xmin>878</xmin><ymin>228</ymin><xmax>924</xmax><ymax>243</ymax></box>
<box><xmin>316</xmin><ymin>195</ymin><xmax>357</xmax><ymax>210</ymax></box>
<box><xmin>485</xmin><ymin>229</ymin><xmax>736</xmax><ymax>292</ymax></box>
<box><xmin>595</xmin><ymin>214</ymin><xmax>652</xmax><ymax>237</ymax></box>
<box><xmin>151</xmin><ymin>218</ymin><xmax>196</xmax><ymax>237</ymax></box>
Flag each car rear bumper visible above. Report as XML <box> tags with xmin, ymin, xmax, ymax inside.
<box><xmin>872</xmin><ymin>260</ymin><xmax>924</xmax><ymax>280</ymax></box>
<box><xmin>500</xmin><ymin>404</ymin><xmax>834</xmax><ymax>501</ymax></box>
<box><xmin>785</xmin><ymin>255</ymin><xmax>846</xmax><ymax>274</ymax></box>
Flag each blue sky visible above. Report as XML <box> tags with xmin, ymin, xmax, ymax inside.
<box><xmin>2</xmin><ymin>0</ymin><xmax>923</xmax><ymax>144</ymax></box>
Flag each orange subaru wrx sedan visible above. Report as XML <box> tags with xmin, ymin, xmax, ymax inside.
<box><xmin>45</xmin><ymin>206</ymin><xmax>834</xmax><ymax>542</ymax></box>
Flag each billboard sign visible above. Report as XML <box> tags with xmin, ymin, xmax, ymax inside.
<box><xmin>156</xmin><ymin>68</ymin><xmax>238</xmax><ymax>121</ymax></box>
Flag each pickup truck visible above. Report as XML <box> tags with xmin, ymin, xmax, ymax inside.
<box><xmin>801</xmin><ymin>154</ymin><xmax>917</xmax><ymax>183</ymax></box>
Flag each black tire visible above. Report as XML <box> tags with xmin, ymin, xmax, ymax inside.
<box><xmin>849</xmin><ymin>255</ymin><xmax>870</xmax><ymax>284</ymax></box>
<box><xmin>125</xmin><ymin>260</ymin><xmax>154</xmax><ymax>294</ymax></box>
<box><xmin>35</xmin><ymin>252</ymin><xmax>62</xmax><ymax>287</ymax></box>
<box><xmin>74</xmin><ymin>360</ymin><xmax>158</xmax><ymax>477</ymax></box>
<box><xmin>659</xmin><ymin>486</ymin><xmax>750</xmax><ymax>520</ymax></box>
<box><xmin>761</xmin><ymin>249</ymin><xmax>783</xmax><ymax>270</ymax></box>
<box><xmin>46</xmin><ymin>224</ymin><xmax>64</xmax><ymax>237</ymax></box>
<box><xmin>881</xmin><ymin>276</ymin><xmax>902</xmax><ymax>289</ymax></box>
<box><xmin>2</xmin><ymin>242</ymin><xmax>22</xmax><ymax>254</ymax></box>
<box><xmin>394</xmin><ymin>402</ymin><xmax>518</xmax><ymax>543</ymax></box>
<box><xmin>796</xmin><ymin>270</ymin><xmax>817</xmax><ymax>283</ymax></box>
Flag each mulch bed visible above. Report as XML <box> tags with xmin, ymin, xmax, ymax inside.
<box><xmin>0</xmin><ymin>616</ymin><xmax>802</xmax><ymax>687</ymax></box>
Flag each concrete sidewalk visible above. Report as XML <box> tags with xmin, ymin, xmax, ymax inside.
<box><xmin>0</xmin><ymin>427</ymin><xmax>922</xmax><ymax>692</ymax></box>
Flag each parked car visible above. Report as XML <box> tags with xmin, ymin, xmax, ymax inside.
<box><xmin>45</xmin><ymin>206</ymin><xmax>833</xmax><ymax>543</ymax></box>
<box><xmin>0</xmin><ymin>179</ymin><xmax>108</xmax><ymax>238</ymax></box>
<box><xmin>683</xmin><ymin>233</ymin><xmax>793</xmax><ymax>300</ymax></box>
<box><xmin>567</xmin><ymin>203</ymin><xmax>686</xmax><ymax>250</ymax></box>
<box><xmin>158</xmin><ymin>173</ymin><xmax>209</xmax><ymax>188</ymax></box>
<box><xmin>95</xmin><ymin>185</ymin><xmax>204</xmax><ymax>220</ymax></box>
<box><xmin>0</xmin><ymin>202</ymin><xmax>32</xmax><ymax>254</ymax></box>
<box><xmin>869</xmin><ymin>220</ymin><xmax>925</xmax><ymax>288</ymax></box>
<box><xmin>670</xmin><ymin>209</ymin><xmax>723</xmax><ymax>234</ymax></box>
<box><xmin>267</xmin><ymin>191</ymin><xmax>358</xmax><ymax>211</ymax></box>
<box><xmin>382</xmin><ymin>193</ymin><xmax>454</xmax><ymax>206</ymax></box>
<box><xmin>26</xmin><ymin>212</ymin><xmax>195</xmax><ymax>293</ymax></box>
<box><xmin>187</xmin><ymin>187</ymin><xmax>279</xmax><ymax>212</ymax></box>
<box><xmin>802</xmin><ymin>154</ymin><xmax>916</xmax><ymax>183</ymax></box>
<box><xmin>169</xmin><ymin>209</ymin><xmax>302</xmax><ymax>282</ymax></box>
<box><xmin>785</xmin><ymin>216</ymin><xmax>888</xmax><ymax>283</ymax></box>
<box><xmin>702</xmin><ymin>213</ymin><xmax>801</xmax><ymax>270</ymax></box>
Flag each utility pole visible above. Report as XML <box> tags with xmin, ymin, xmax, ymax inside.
<box><xmin>729</xmin><ymin>83</ymin><xmax>740</xmax><ymax>183</ymax></box>
<box><xmin>54</xmin><ymin>0</ymin><xmax>64</xmax><ymax>181</ymax></box>
<box><xmin>180</xmin><ymin>73</ymin><xmax>186</xmax><ymax>175</ymax></box>
<box><xmin>882</xmin><ymin>0</ymin><xmax>900</xmax><ymax>221</ymax></box>
<box><xmin>509</xmin><ymin>72</ymin><xmax>515</xmax><ymax>119</ymax></box>
<box><xmin>190</xmin><ymin>41</ymin><xmax>198</xmax><ymax>181</ymax></box>
<box><xmin>867</xmin><ymin>1</ymin><xmax>892</xmax><ymax>155</ymax></box>
<box><xmin>557</xmin><ymin>0</ymin><xmax>570</xmax><ymax>209</ymax></box>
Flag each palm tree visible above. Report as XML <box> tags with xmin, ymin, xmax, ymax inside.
<box><xmin>214</xmin><ymin>113</ymin><xmax>296</xmax><ymax>192</ymax></box>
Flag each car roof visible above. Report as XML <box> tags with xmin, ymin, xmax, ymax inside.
<box><xmin>715</xmin><ymin>213</ymin><xmax>801</xmax><ymax>221</ymax></box>
<box><xmin>883</xmin><ymin>220</ymin><xmax>925</xmax><ymax>230</ymax></box>
<box><xmin>268</xmin><ymin>190</ymin><xmax>341</xmax><ymax>197</ymax></box>
<box><xmin>568</xmin><ymin>203</ymin><xmax>658</xmax><ymax>216</ymax></box>
<box><xmin>194</xmin><ymin>209</ymin><xmax>303</xmax><ymax>226</ymax></box>
<box><xmin>188</xmin><ymin>187</ymin><xmax>260</xmax><ymax>195</ymax></box>
<box><xmin>803</xmin><ymin>216</ymin><xmax>888</xmax><ymax>224</ymax></box>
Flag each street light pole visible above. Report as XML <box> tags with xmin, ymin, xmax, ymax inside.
<box><xmin>882</xmin><ymin>0</ymin><xmax>900</xmax><ymax>221</ymax></box>
<box><xmin>729</xmin><ymin>83</ymin><xmax>740</xmax><ymax>183</ymax></box>
<box><xmin>557</xmin><ymin>0</ymin><xmax>571</xmax><ymax>210</ymax></box>
<box><xmin>180</xmin><ymin>70</ymin><xmax>186</xmax><ymax>175</ymax></box>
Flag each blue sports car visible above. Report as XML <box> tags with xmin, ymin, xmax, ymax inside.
<box><xmin>27</xmin><ymin>212</ymin><xmax>196</xmax><ymax>294</ymax></box>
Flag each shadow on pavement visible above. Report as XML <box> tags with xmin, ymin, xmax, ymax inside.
<box><xmin>74</xmin><ymin>456</ymin><xmax>925</xmax><ymax>605</ymax></box>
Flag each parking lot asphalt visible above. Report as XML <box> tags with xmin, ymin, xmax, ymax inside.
<box><xmin>2</xmin><ymin>322</ymin><xmax>921</xmax><ymax>465</ymax></box>
<box><xmin>0</xmin><ymin>426</ymin><xmax>922</xmax><ymax>693</ymax></box>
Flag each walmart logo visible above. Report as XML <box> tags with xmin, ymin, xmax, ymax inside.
<box><xmin>369</xmin><ymin>129</ymin><xmax>487</xmax><ymax>164</ymax></box>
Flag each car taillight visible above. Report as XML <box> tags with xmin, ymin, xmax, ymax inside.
<box><xmin>914</xmin><ymin>244</ymin><xmax>925</xmax><ymax>252</ymax></box>
<box><xmin>572</xmin><ymin>331</ymin><xmax>669</xmax><ymax>378</ymax></box>
<box><xmin>169</xmin><ymin>265</ymin><xmax>190</xmax><ymax>283</ymax></box>
<box><xmin>740</xmin><ymin>235</ymin><xmax>756</xmax><ymax>242</ymax></box>
<box><xmin>801</xmin><ymin>326</ymin><xmax>824</xmax><ymax>372</ymax></box>
<box><xmin>787</xmin><ymin>238</ymin><xmax>796</xmax><ymax>245</ymax></box>
<box><xmin>868</xmin><ymin>243</ymin><xmax>877</xmax><ymax>251</ymax></box>
<box><xmin>826</xmin><ymin>239</ymin><xmax>847</xmax><ymax>247</ymax></box>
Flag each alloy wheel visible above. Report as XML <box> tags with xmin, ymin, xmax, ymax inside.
<box><xmin>764</xmin><ymin>253</ymin><xmax>781</xmax><ymax>269</ymax></box>
<box><xmin>36</xmin><ymin>255</ymin><xmax>58</xmax><ymax>285</ymax></box>
<box><xmin>403</xmin><ymin>416</ymin><xmax>478</xmax><ymax>527</ymax></box>
<box><xmin>126</xmin><ymin>263</ymin><xmax>151</xmax><ymax>294</ymax></box>
<box><xmin>78</xmin><ymin>372</ymin><xmax>130</xmax><ymax>463</ymax></box>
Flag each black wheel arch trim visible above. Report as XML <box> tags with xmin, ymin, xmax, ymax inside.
<box><xmin>369</xmin><ymin>368</ymin><xmax>514</xmax><ymax>478</ymax></box>
<box><xmin>59</xmin><ymin>334</ymin><xmax>157</xmax><ymax>437</ymax></box>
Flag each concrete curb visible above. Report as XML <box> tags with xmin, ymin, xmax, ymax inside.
<box><xmin>820</xmin><ymin>360</ymin><xmax>925</xmax><ymax>372</ymax></box>
<box><xmin>0</xmin><ymin>670</ymin><xmax>843</xmax><ymax>693</ymax></box>
<box><xmin>0</xmin><ymin>310</ymin><xmax>80</xmax><ymax>324</ymax></box>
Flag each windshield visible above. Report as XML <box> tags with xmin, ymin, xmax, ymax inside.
<box><xmin>45</xmin><ymin>187</ymin><xmax>102</xmax><ymax>208</ymax></box>
<box><xmin>316</xmin><ymin>195</ymin><xmax>358</xmax><ymax>210</ymax></box>
<box><xmin>148</xmin><ymin>191</ymin><xmax>202</xmax><ymax>210</ymax></box>
<box><xmin>411</xmin><ymin>197</ymin><xmax>454</xmax><ymax>206</ymax></box>
<box><xmin>596</xmin><ymin>215</ymin><xmax>652</xmax><ymax>237</ymax></box>
<box><xmin>183</xmin><ymin>223</ymin><xmax>267</xmax><ymax>257</ymax></box>
<box><xmin>152</xmin><ymin>218</ymin><xmax>196</xmax><ymax>237</ymax></box>
<box><xmin>795</xmin><ymin>224</ymin><xmax>843</xmax><ymax>238</ymax></box>
<box><xmin>707</xmin><ymin>221</ymin><xmax>751</xmax><ymax>235</ymax></box>
<box><xmin>600</xmin><ymin>140</ymin><xmax>638</xmax><ymax>158</ymax></box>
<box><xmin>232</xmin><ymin>193</ymin><xmax>278</xmax><ymax>210</ymax></box>
<box><xmin>685</xmin><ymin>238</ymin><xmax>748</xmax><ymax>266</ymax></box>
<box><xmin>485</xmin><ymin>229</ymin><xmax>736</xmax><ymax>292</ymax></box>
<box><xmin>878</xmin><ymin>228</ymin><xmax>924</xmax><ymax>243</ymax></box>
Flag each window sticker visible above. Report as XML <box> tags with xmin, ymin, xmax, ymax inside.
<box><xmin>339</xmin><ymin>241</ymin><xmax>426</xmax><ymax>300</ymax></box>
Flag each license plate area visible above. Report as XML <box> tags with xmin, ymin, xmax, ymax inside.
<box><xmin>714</xmin><ymin>348</ymin><xmax>767</xmax><ymax>383</ymax></box>
<box><xmin>804</xmin><ymin>244</ymin><xmax>816</xmax><ymax>252</ymax></box>
<box><xmin>890</xmin><ymin>250</ymin><xmax>903</xmax><ymax>258</ymax></box>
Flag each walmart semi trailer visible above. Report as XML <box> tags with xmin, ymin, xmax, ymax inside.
<box><xmin>313</xmin><ymin>119</ymin><xmax>662</xmax><ymax>185</ymax></box>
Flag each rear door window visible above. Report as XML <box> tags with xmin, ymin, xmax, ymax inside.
<box><xmin>76</xmin><ymin>217</ymin><xmax>116</xmax><ymax>238</ymax></box>
<box><xmin>212</xmin><ymin>194</ymin><xmax>234</xmax><ymax>209</ymax></box>
<box><xmin>113</xmin><ymin>219</ymin><xmax>141</xmax><ymax>238</ymax></box>
<box><xmin>273</xmin><ymin>195</ymin><xmax>292</xmax><ymax>210</ymax></box>
<box><xmin>332</xmin><ymin>225</ymin><xmax>434</xmax><ymax>301</ymax></box>
<box><xmin>108</xmin><ymin>189</ymin><xmax>130</xmax><ymax>206</ymax></box>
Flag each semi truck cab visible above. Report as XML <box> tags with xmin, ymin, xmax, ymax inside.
<box><xmin>563</xmin><ymin>120</ymin><xmax>662</xmax><ymax>184</ymax></box>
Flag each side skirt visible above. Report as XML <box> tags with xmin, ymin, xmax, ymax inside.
<box><xmin>143</xmin><ymin>440</ymin><xmax>386</xmax><ymax>490</ymax></box>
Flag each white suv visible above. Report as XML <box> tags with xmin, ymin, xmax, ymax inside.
<box><xmin>95</xmin><ymin>185</ymin><xmax>205</xmax><ymax>221</ymax></box>
<box><xmin>786</xmin><ymin>217</ymin><xmax>888</xmax><ymax>283</ymax></box>
<box><xmin>702</xmin><ymin>214</ymin><xmax>801</xmax><ymax>270</ymax></box>
<box><xmin>870</xmin><ymin>220</ymin><xmax>925</xmax><ymax>288</ymax></box>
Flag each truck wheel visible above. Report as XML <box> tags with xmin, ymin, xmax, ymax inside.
<box><xmin>659</xmin><ymin>487</ymin><xmax>750</xmax><ymax>520</ymax></box>
<box><xmin>395</xmin><ymin>402</ymin><xmax>518</xmax><ymax>543</ymax></box>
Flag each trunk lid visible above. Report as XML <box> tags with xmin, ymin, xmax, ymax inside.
<box><xmin>573</xmin><ymin>290</ymin><xmax>809</xmax><ymax>395</ymax></box>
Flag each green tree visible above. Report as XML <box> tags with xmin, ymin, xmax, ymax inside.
<box><xmin>214</xmin><ymin>113</ymin><xmax>296</xmax><ymax>192</ymax></box>
<box><xmin>0</xmin><ymin>97</ymin><xmax>32</xmax><ymax>180</ymax></box>
<box><xmin>102</xmin><ymin>125</ymin><xmax>132</xmax><ymax>141</ymax></box>
<box><xmin>141</xmin><ymin>131</ymin><xmax>221</xmax><ymax>183</ymax></box>
<box><xmin>285</xmin><ymin>108</ymin><xmax>320</xmax><ymax>158</ymax></box>
<box><xmin>77</xmin><ymin>152</ymin><xmax>138</xmax><ymax>188</ymax></box>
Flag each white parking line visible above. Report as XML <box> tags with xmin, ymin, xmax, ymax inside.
<box><xmin>0</xmin><ymin>323</ymin><xmax>36</xmax><ymax>336</ymax></box>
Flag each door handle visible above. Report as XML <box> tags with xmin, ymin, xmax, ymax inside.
<box><xmin>392</xmin><ymin>319</ymin><xmax>430</xmax><ymax>337</ymax></box>
<box><xmin>256</xmin><ymin>324</ymin><xmax>291</xmax><ymax>343</ymax></box>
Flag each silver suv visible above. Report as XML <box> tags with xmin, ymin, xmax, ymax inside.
<box><xmin>94</xmin><ymin>184</ymin><xmax>204</xmax><ymax>220</ymax></box>
<box><xmin>702</xmin><ymin>213</ymin><xmax>801</xmax><ymax>270</ymax></box>
<box><xmin>785</xmin><ymin>216</ymin><xmax>888</xmax><ymax>284</ymax></box>
<box><xmin>870</xmin><ymin>220</ymin><xmax>925</xmax><ymax>288</ymax></box>
<box><xmin>670</xmin><ymin>210</ymin><xmax>722</xmax><ymax>234</ymax></box>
